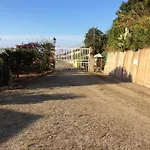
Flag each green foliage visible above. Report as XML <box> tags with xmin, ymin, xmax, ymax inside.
<box><xmin>101</xmin><ymin>51</ymin><xmax>108</xmax><ymax>63</ymax></box>
<box><xmin>129</xmin><ymin>17</ymin><xmax>150</xmax><ymax>50</ymax></box>
<box><xmin>0</xmin><ymin>57</ymin><xmax>3</xmax><ymax>66</ymax></box>
<box><xmin>1</xmin><ymin>65</ymin><xmax>11</xmax><ymax>86</ymax></box>
<box><xmin>0</xmin><ymin>40</ymin><xmax>54</xmax><ymax>78</ymax></box>
<box><xmin>106</xmin><ymin>26</ymin><xmax>122</xmax><ymax>51</ymax></box>
<box><xmin>0</xmin><ymin>40</ymin><xmax>55</xmax><ymax>86</ymax></box>
<box><xmin>117</xmin><ymin>28</ymin><xmax>132</xmax><ymax>51</ymax></box>
<box><xmin>0</xmin><ymin>58</ymin><xmax>3</xmax><ymax>86</ymax></box>
<box><xmin>84</xmin><ymin>27</ymin><xmax>107</xmax><ymax>54</ymax></box>
<box><xmin>107</xmin><ymin>0</ymin><xmax>150</xmax><ymax>51</ymax></box>
<box><xmin>0</xmin><ymin>55</ymin><xmax>11</xmax><ymax>86</ymax></box>
<box><xmin>39</xmin><ymin>41</ymin><xmax>55</xmax><ymax>71</ymax></box>
<box><xmin>0</xmin><ymin>48</ymin><xmax>38</xmax><ymax>77</ymax></box>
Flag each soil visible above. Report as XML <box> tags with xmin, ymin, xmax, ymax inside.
<box><xmin>0</xmin><ymin>61</ymin><xmax>150</xmax><ymax>150</ymax></box>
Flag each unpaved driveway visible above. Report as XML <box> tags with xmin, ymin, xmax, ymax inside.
<box><xmin>0</xmin><ymin>64</ymin><xmax>150</xmax><ymax>149</ymax></box>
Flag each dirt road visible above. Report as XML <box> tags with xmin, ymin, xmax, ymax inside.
<box><xmin>0</xmin><ymin>62</ymin><xmax>150</xmax><ymax>150</ymax></box>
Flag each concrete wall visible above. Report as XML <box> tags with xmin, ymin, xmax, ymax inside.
<box><xmin>104</xmin><ymin>48</ymin><xmax>150</xmax><ymax>88</ymax></box>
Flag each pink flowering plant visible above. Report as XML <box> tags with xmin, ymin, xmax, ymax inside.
<box><xmin>1</xmin><ymin>40</ymin><xmax>55</xmax><ymax>78</ymax></box>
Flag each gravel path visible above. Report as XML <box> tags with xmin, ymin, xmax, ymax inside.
<box><xmin>0</xmin><ymin>62</ymin><xmax>150</xmax><ymax>150</ymax></box>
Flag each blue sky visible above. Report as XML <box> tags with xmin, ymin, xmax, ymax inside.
<box><xmin>0</xmin><ymin>0</ymin><xmax>125</xmax><ymax>48</ymax></box>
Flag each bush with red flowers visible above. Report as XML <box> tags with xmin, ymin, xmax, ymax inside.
<box><xmin>0</xmin><ymin>40</ymin><xmax>55</xmax><ymax>83</ymax></box>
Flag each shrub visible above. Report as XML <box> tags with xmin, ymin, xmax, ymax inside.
<box><xmin>0</xmin><ymin>40</ymin><xmax>55</xmax><ymax>84</ymax></box>
<box><xmin>107</xmin><ymin>17</ymin><xmax>150</xmax><ymax>51</ymax></box>
<box><xmin>0</xmin><ymin>57</ymin><xmax>3</xmax><ymax>66</ymax></box>
<box><xmin>0</xmin><ymin>57</ymin><xmax>3</xmax><ymax>86</ymax></box>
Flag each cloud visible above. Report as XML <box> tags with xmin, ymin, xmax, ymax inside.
<box><xmin>0</xmin><ymin>35</ymin><xmax>84</xmax><ymax>48</ymax></box>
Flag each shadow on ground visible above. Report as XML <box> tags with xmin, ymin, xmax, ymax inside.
<box><xmin>0</xmin><ymin>93</ymin><xmax>85</xmax><ymax>105</ymax></box>
<box><xmin>0</xmin><ymin>108</ymin><xmax>43</xmax><ymax>143</ymax></box>
<box><xmin>25</xmin><ymin>69</ymin><xmax>132</xmax><ymax>90</ymax></box>
<box><xmin>109</xmin><ymin>67</ymin><xmax>132</xmax><ymax>82</ymax></box>
<box><xmin>0</xmin><ymin>92</ymin><xmax>85</xmax><ymax>143</ymax></box>
<box><xmin>0</xmin><ymin>65</ymin><xmax>133</xmax><ymax>144</ymax></box>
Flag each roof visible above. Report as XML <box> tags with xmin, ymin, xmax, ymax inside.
<box><xmin>94</xmin><ymin>53</ymin><xmax>103</xmax><ymax>58</ymax></box>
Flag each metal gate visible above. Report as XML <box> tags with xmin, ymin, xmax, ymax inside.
<box><xmin>55</xmin><ymin>47</ymin><xmax>90</xmax><ymax>71</ymax></box>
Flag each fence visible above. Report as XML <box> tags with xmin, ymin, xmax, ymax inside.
<box><xmin>56</xmin><ymin>47</ymin><xmax>90</xmax><ymax>71</ymax></box>
<box><xmin>104</xmin><ymin>48</ymin><xmax>150</xmax><ymax>88</ymax></box>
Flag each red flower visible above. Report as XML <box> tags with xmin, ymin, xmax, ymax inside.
<box><xmin>142</xmin><ymin>23</ymin><xmax>148</xmax><ymax>27</ymax></box>
<box><xmin>128</xmin><ymin>24</ymin><xmax>132</xmax><ymax>27</ymax></box>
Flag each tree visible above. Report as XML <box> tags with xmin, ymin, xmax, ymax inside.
<box><xmin>84</xmin><ymin>27</ymin><xmax>107</xmax><ymax>54</ymax></box>
<box><xmin>0</xmin><ymin>57</ymin><xmax>3</xmax><ymax>66</ymax></box>
<box><xmin>106</xmin><ymin>0</ymin><xmax>150</xmax><ymax>51</ymax></box>
<box><xmin>0</xmin><ymin>48</ymin><xmax>38</xmax><ymax>78</ymax></box>
<box><xmin>38</xmin><ymin>41</ymin><xmax>55</xmax><ymax>71</ymax></box>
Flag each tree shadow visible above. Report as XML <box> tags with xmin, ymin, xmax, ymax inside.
<box><xmin>0</xmin><ymin>93</ymin><xmax>86</xmax><ymax>105</ymax></box>
<box><xmin>25</xmin><ymin>68</ymin><xmax>132</xmax><ymax>90</ymax></box>
<box><xmin>0</xmin><ymin>108</ymin><xmax>43</xmax><ymax>143</ymax></box>
<box><xmin>0</xmin><ymin>67</ymin><xmax>133</xmax><ymax>144</ymax></box>
<box><xmin>109</xmin><ymin>67</ymin><xmax>132</xmax><ymax>82</ymax></box>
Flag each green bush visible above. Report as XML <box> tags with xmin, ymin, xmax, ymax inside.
<box><xmin>102</xmin><ymin>51</ymin><xmax>107</xmax><ymax>64</ymax></box>
<box><xmin>107</xmin><ymin>17</ymin><xmax>150</xmax><ymax>51</ymax></box>
<box><xmin>129</xmin><ymin>17</ymin><xmax>150</xmax><ymax>50</ymax></box>
<box><xmin>0</xmin><ymin>58</ymin><xmax>3</xmax><ymax>86</ymax></box>
<box><xmin>106</xmin><ymin>0</ymin><xmax>150</xmax><ymax>52</ymax></box>
<box><xmin>0</xmin><ymin>40</ymin><xmax>55</xmax><ymax>85</ymax></box>
<box><xmin>2</xmin><ymin>65</ymin><xmax>11</xmax><ymax>86</ymax></box>
<box><xmin>0</xmin><ymin>57</ymin><xmax>3</xmax><ymax>66</ymax></box>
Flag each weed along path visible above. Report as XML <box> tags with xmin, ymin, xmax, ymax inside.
<box><xmin>0</xmin><ymin>65</ymin><xmax>150</xmax><ymax>149</ymax></box>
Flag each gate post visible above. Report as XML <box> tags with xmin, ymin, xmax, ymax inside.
<box><xmin>88</xmin><ymin>47</ymin><xmax>95</xmax><ymax>72</ymax></box>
